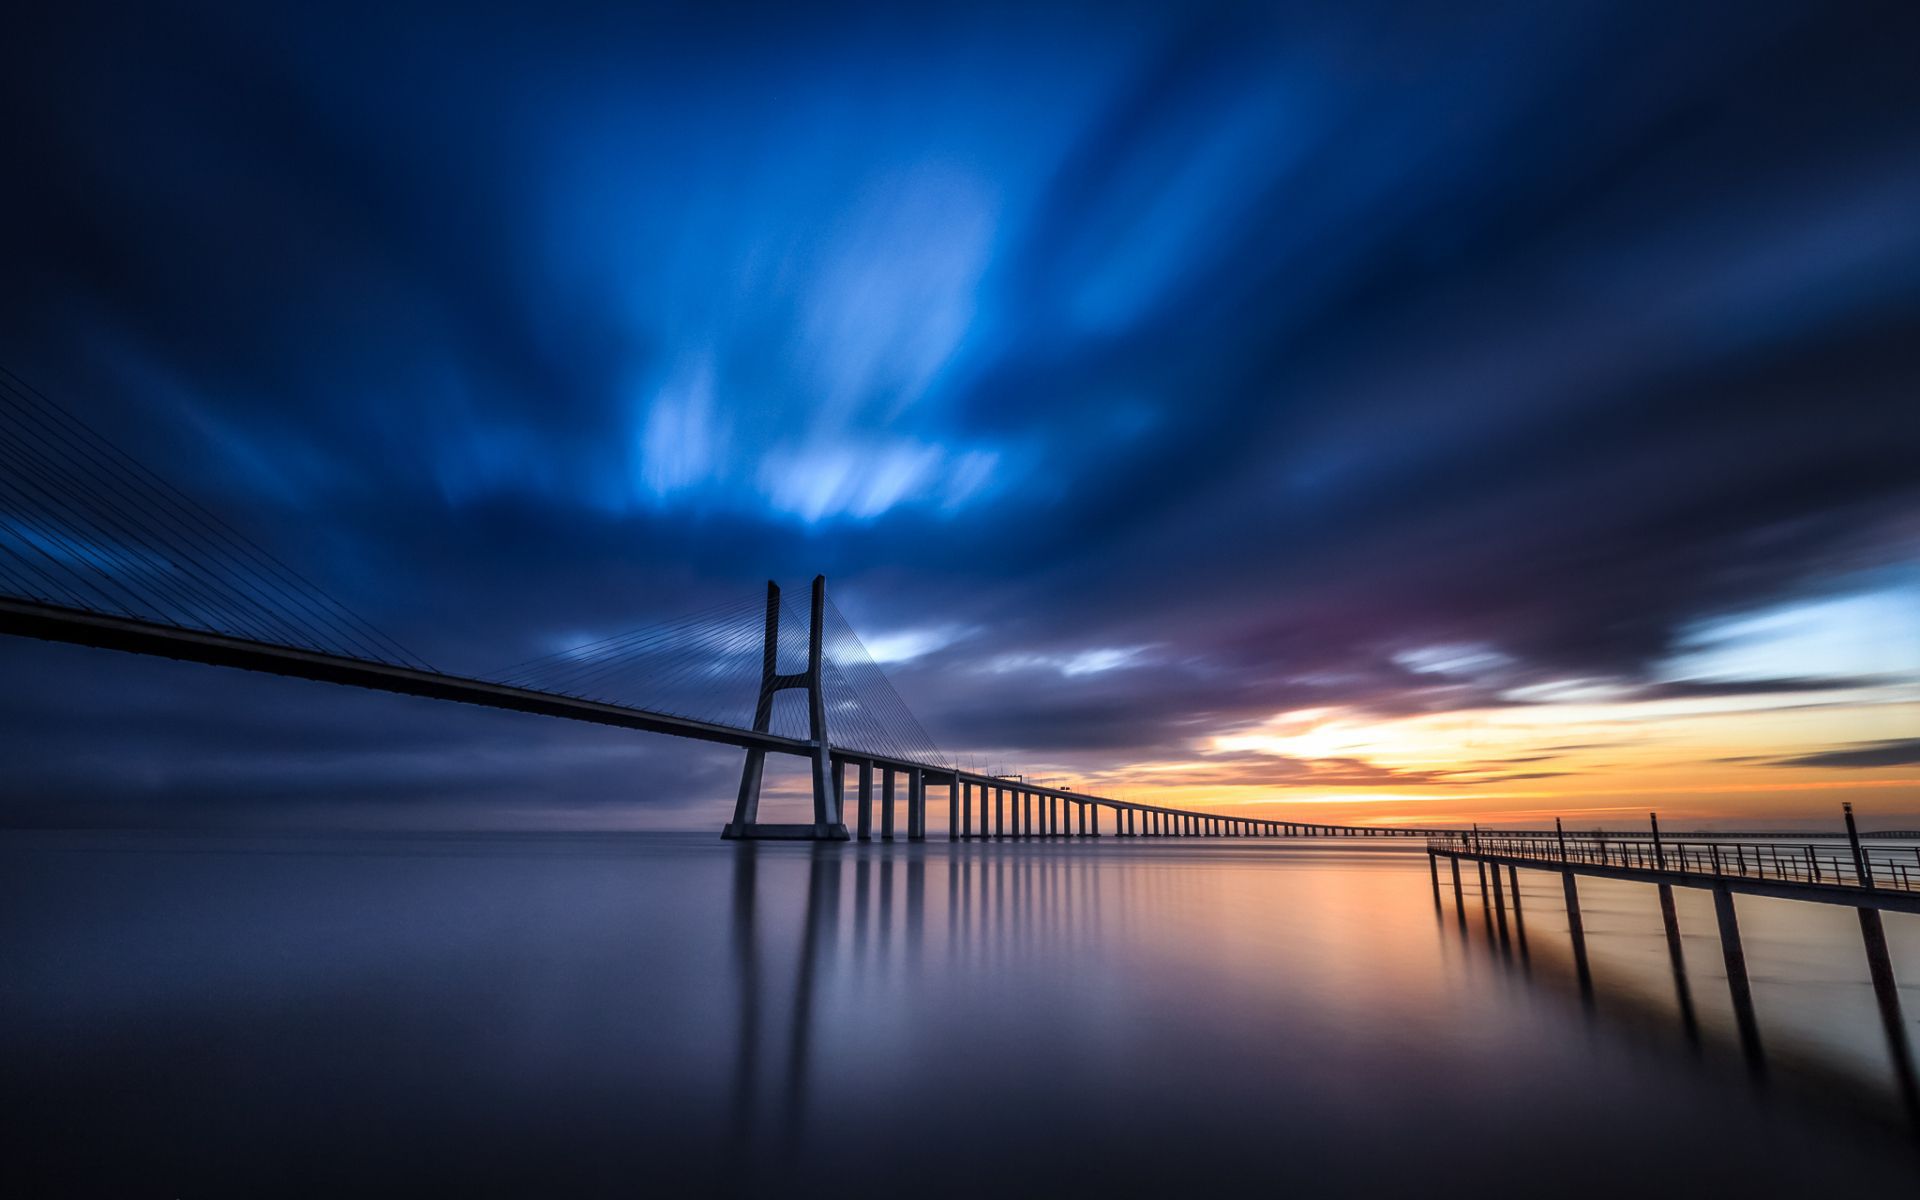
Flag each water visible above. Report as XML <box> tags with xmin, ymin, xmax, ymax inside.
<box><xmin>3</xmin><ymin>831</ymin><xmax>1916</xmax><ymax>1196</ymax></box>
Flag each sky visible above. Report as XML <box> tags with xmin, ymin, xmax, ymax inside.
<box><xmin>0</xmin><ymin>0</ymin><xmax>1916</xmax><ymax>832</ymax></box>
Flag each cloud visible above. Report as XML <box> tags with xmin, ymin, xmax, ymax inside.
<box><xmin>1769</xmin><ymin>739</ymin><xmax>1920</xmax><ymax>769</ymax></box>
<box><xmin>0</xmin><ymin>1</ymin><xmax>1916</xmax><ymax>826</ymax></box>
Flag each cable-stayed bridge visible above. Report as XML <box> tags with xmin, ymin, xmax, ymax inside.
<box><xmin>0</xmin><ymin>367</ymin><xmax>1887</xmax><ymax>846</ymax></box>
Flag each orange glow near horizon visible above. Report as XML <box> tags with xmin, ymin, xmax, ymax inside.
<box><xmin>1047</xmin><ymin>682</ymin><xmax>1920</xmax><ymax>830</ymax></box>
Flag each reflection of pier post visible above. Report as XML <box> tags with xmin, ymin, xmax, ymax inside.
<box><xmin>728</xmin><ymin>846</ymin><xmax>761</xmax><ymax>1152</ymax></box>
<box><xmin>1657</xmin><ymin>883</ymin><xmax>1698</xmax><ymax>1042</ymax></box>
<box><xmin>1858</xmin><ymin>907</ymin><xmax>1920</xmax><ymax>1126</ymax></box>
<box><xmin>1562</xmin><ymin>871</ymin><xmax>1592</xmax><ymax>999</ymax></box>
<box><xmin>1489</xmin><ymin>860</ymin><xmax>1509</xmax><ymax>944</ymax></box>
<box><xmin>783</xmin><ymin>847</ymin><xmax>840</xmax><ymax>1143</ymax></box>
<box><xmin>1711</xmin><ymin>883</ymin><xmax>1764</xmax><ymax>1070</ymax></box>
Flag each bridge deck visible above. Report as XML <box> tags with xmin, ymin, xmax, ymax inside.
<box><xmin>1431</xmin><ymin>833</ymin><xmax>1920</xmax><ymax>915</ymax></box>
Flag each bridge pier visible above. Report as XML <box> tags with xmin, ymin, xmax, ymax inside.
<box><xmin>723</xmin><ymin>577</ymin><xmax>849</xmax><ymax>841</ymax></box>
<box><xmin>907</xmin><ymin>767</ymin><xmax>926</xmax><ymax>841</ymax></box>
<box><xmin>857</xmin><ymin>762</ymin><xmax>873</xmax><ymax>841</ymax></box>
<box><xmin>881</xmin><ymin>768</ymin><xmax>896</xmax><ymax>841</ymax></box>
<box><xmin>956</xmin><ymin>780</ymin><xmax>967</xmax><ymax>840</ymax></box>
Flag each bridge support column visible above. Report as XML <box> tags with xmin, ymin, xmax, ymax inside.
<box><xmin>995</xmin><ymin>787</ymin><xmax>1005</xmax><ymax>837</ymax></box>
<box><xmin>908</xmin><ymin>768</ymin><xmax>926</xmax><ymax>842</ymax></box>
<box><xmin>857</xmin><ymin>762</ymin><xmax>873</xmax><ymax>841</ymax></box>
<box><xmin>946</xmin><ymin>776</ymin><xmax>958</xmax><ymax>841</ymax></box>
<box><xmin>724</xmin><ymin>577</ymin><xmax>849</xmax><ymax>841</ymax></box>
<box><xmin>881</xmin><ymin>768</ymin><xmax>896</xmax><ymax>841</ymax></box>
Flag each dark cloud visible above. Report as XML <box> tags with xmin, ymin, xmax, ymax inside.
<box><xmin>1769</xmin><ymin>739</ymin><xmax>1920</xmax><ymax>769</ymax></box>
<box><xmin>1</xmin><ymin>0</ymin><xmax>1916</xmax><ymax>826</ymax></box>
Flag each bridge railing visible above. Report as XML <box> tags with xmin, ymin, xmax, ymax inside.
<box><xmin>1427</xmin><ymin>833</ymin><xmax>1920</xmax><ymax>895</ymax></box>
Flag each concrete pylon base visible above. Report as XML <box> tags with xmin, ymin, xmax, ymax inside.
<box><xmin>721</xmin><ymin>822</ymin><xmax>850</xmax><ymax>841</ymax></box>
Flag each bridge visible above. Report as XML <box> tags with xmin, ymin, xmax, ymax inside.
<box><xmin>0</xmin><ymin>366</ymin><xmax>1490</xmax><ymax>841</ymax></box>
<box><xmin>1</xmin><ymin>368</ymin><xmax>1912</xmax><ymax>850</ymax></box>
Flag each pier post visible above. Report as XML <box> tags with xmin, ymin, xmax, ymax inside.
<box><xmin>1450</xmin><ymin>856</ymin><xmax>1464</xmax><ymax>908</ymax></box>
<box><xmin>1507</xmin><ymin>864</ymin><xmax>1522</xmax><ymax>915</ymax></box>
<box><xmin>1844</xmin><ymin>801</ymin><xmax>1875</xmax><ymax>889</ymax></box>
<box><xmin>1428</xmin><ymin>853</ymin><xmax>1441</xmax><ymax>904</ymax></box>
<box><xmin>1713</xmin><ymin>884</ymin><xmax>1763</xmax><ymax>1065</ymax></box>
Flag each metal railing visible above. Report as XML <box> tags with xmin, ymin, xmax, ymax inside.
<box><xmin>1428</xmin><ymin>831</ymin><xmax>1920</xmax><ymax>894</ymax></box>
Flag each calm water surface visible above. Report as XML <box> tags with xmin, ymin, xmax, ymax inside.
<box><xmin>3</xmin><ymin>831</ymin><xmax>1916</xmax><ymax>1196</ymax></box>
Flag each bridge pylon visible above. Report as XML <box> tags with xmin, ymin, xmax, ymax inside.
<box><xmin>722</xmin><ymin>576</ymin><xmax>848</xmax><ymax>841</ymax></box>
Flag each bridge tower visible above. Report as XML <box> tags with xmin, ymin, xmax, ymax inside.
<box><xmin>722</xmin><ymin>576</ymin><xmax>848</xmax><ymax>840</ymax></box>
